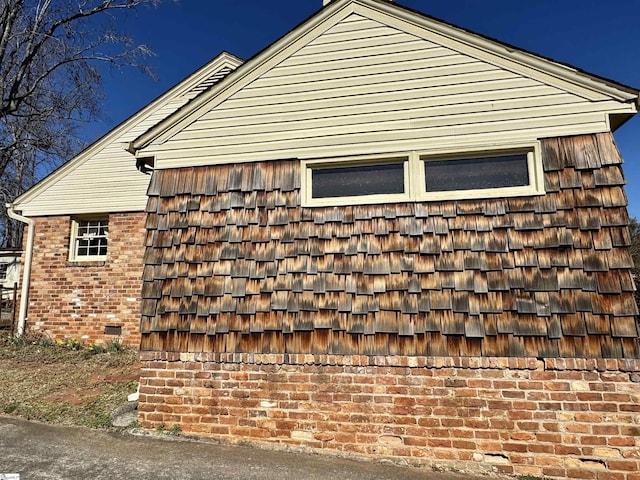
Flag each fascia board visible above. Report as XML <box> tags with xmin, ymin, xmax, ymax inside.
<box><xmin>12</xmin><ymin>51</ymin><xmax>243</xmax><ymax>209</ymax></box>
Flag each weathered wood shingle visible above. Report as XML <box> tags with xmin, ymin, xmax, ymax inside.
<box><xmin>139</xmin><ymin>132</ymin><xmax>640</xmax><ymax>357</ymax></box>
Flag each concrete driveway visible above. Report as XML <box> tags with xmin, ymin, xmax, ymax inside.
<box><xmin>0</xmin><ymin>416</ymin><xmax>481</xmax><ymax>480</ymax></box>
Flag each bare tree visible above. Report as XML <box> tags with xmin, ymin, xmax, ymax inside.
<box><xmin>0</xmin><ymin>0</ymin><xmax>161</xmax><ymax>248</ymax></box>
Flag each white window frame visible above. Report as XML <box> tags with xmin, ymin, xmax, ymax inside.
<box><xmin>301</xmin><ymin>143</ymin><xmax>544</xmax><ymax>207</ymax></box>
<box><xmin>69</xmin><ymin>217</ymin><xmax>109</xmax><ymax>262</ymax></box>
<box><xmin>416</xmin><ymin>143</ymin><xmax>545</xmax><ymax>201</ymax></box>
<box><xmin>0</xmin><ymin>262</ymin><xmax>7</xmax><ymax>281</ymax></box>
<box><xmin>301</xmin><ymin>154</ymin><xmax>412</xmax><ymax>207</ymax></box>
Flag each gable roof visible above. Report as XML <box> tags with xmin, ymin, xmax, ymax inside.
<box><xmin>12</xmin><ymin>52</ymin><xmax>243</xmax><ymax>213</ymax></box>
<box><xmin>130</xmin><ymin>0</ymin><xmax>639</xmax><ymax>156</ymax></box>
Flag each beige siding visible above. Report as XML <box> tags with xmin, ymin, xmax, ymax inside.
<box><xmin>17</xmin><ymin>58</ymin><xmax>241</xmax><ymax>217</ymax></box>
<box><xmin>21</xmin><ymin>147</ymin><xmax>150</xmax><ymax>217</ymax></box>
<box><xmin>146</xmin><ymin>14</ymin><xmax>633</xmax><ymax>168</ymax></box>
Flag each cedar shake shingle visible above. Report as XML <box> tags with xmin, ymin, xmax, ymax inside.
<box><xmin>139</xmin><ymin>133</ymin><xmax>640</xmax><ymax>358</ymax></box>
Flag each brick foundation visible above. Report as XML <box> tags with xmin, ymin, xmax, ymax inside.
<box><xmin>140</xmin><ymin>353</ymin><xmax>640</xmax><ymax>479</ymax></box>
<box><xmin>25</xmin><ymin>212</ymin><xmax>146</xmax><ymax>346</ymax></box>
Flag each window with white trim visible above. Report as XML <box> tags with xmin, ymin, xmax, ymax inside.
<box><xmin>302</xmin><ymin>156</ymin><xmax>411</xmax><ymax>206</ymax></box>
<box><xmin>0</xmin><ymin>262</ymin><xmax>7</xmax><ymax>281</ymax></box>
<box><xmin>70</xmin><ymin>218</ymin><xmax>109</xmax><ymax>261</ymax></box>
<box><xmin>301</xmin><ymin>144</ymin><xmax>543</xmax><ymax>206</ymax></box>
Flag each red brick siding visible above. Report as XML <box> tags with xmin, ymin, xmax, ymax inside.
<box><xmin>25</xmin><ymin>212</ymin><xmax>145</xmax><ymax>346</ymax></box>
<box><xmin>140</xmin><ymin>354</ymin><xmax>640</xmax><ymax>479</ymax></box>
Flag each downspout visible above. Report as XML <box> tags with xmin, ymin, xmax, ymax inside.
<box><xmin>5</xmin><ymin>203</ymin><xmax>34</xmax><ymax>337</ymax></box>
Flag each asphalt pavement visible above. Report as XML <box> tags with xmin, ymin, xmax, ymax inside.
<box><xmin>0</xmin><ymin>416</ymin><xmax>485</xmax><ymax>480</ymax></box>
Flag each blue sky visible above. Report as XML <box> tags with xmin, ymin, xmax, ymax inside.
<box><xmin>92</xmin><ymin>0</ymin><xmax>640</xmax><ymax>216</ymax></box>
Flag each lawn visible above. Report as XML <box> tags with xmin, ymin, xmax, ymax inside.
<box><xmin>0</xmin><ymin>334</ymin><xmax>140</xmax><ymax>428</ymax></box>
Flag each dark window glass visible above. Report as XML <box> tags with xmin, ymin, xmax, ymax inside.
<box><xmin>0</xmin><ymin>263</ymin><xmax>7</xmax><ymax>280</ymax></box>
<box><xmin>312</xmin><ymin>163</ymin><xmax>405</xmax><ymax>198</ymax></box>
<box><xmin>424</xmin><ymin>154</ymin><xmax>529</xmax><ymax>192</ymax></box>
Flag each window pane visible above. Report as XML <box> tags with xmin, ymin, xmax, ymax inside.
<box><xmin>424</xmin><ymin>154</ymin><xmax>529</xmax><ymax>192</ymax></box>
<box><xmin>74</xmin><ymin>219</ymin><xmax>108</xmax><ymax>259</ymax></box>
<box><xmin>0</xmin><ymin>263</ymin><xmax>7</xmax><ymax>280</ymax></box>
<box><xmin>312</xmin><ymin>163</ymin><xmax>405</xmax><ymax>198</ymax></box>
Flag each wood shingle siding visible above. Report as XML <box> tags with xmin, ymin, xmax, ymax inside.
<box><xmin>140</xmin><ymin>133</ymin><xmax>639</xmax><ymax>358</ymax></box>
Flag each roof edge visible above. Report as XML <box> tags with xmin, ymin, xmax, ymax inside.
<box><xmin>131</xmin><ymin>1</ymin><xmax>357</xmax><ymax>153</ymax></box>
<box><xmin>373</xmin><ymin>0</ymin><xmax>638</xmax><ymax>102</ymax></box>
<box><xmin>131</xmin><ymin>0</ymin><xmax>639</xmax><ymax>155</ymax></box>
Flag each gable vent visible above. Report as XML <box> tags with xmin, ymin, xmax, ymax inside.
<box><xmin>180</xmin><ymin>66</ymin><xmax>235</xmax><ymax>98</ymax></box>
<box><xmin>323</xmin><ymin>0</ymin><xmax>393</xmax><ymax>4</ymax></box>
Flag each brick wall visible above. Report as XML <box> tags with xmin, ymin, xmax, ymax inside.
<box><xmin>140</xmin><ymin>353</ymin><xmax>640</xmax><ymax>479</ymax></box>
<box><xmin>25</xmin><ymin>212</ymin><xmax>146</xmax><ymax>346</ymax></box>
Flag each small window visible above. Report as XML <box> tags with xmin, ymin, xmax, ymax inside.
<box><xmin>302</xmin><ymin>157</ymin><xmax>410</xmax><ymax>206</ymax></box>
<box><xmin>418</xmin><ymin>147</ymin><xmax>542</xmax><ymax>201</ymax></box>
<box><xmin>424</xmin><ymin>154</ymin><xmax>530</xmax><ymax>192</ymax></box>
<box><xmin>70</xmin><ymin>218</ymin><xmax>109</xmax><ymax>261</ymax></box>
<box><xmin>0</xmin><ymin>263</ymin><xmax>7</xmax><ymax>281</ymax></box>
<box><xmin>312</xmin><ymin>163</ymin><xmax>405</xmax><ymax>198</ymax></box>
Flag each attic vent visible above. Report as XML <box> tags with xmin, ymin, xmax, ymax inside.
<box><xmin>104</xmin><ymin>325</ymin><xmax>122</xmax><ymax>336</ymax></box>
<box><xmin>182</xmin><ymin>66</ymin><xmax>234</xmax><ymax>97</ymax></box>
<box><xmin>323</xmin><ymin>0</ymin><xmax>392</xmax><ymax>4</ymax></box>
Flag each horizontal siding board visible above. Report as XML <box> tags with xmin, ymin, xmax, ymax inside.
<box><xmin>197</xmin><ymin>91</ymin><xmax>575</xmax><ymax>133</ymax></box>
<box><xmin>286</xmin><ymin>38</ymin><xmax>428</xmax><ymax>66</ymax></box>
<box><xmin>178</xmin><ymin>98</ymin><xmax>600</xmax><ymax>142</ymax></box>
<box><xmin>205</xmin><ymin>84</ymin><xmax>565</xmax><ymax>120</ymax></box>
<box><xmin>233</xmin><ymin>60</ymin><xmax>497</xmax><ymax>98</ymax></box>
<box><xmin>157</xmin><ymin>111</ymin><xmax>609</xmax><ymax>155</ymax></box>
<box><xmin>22</xmin><ymin>156</ymin><xmax>150</xmax><ymax>215</ymax></box>
<box><xmin>304</xmin><ymin>24</ymin><xmax>399</xmax><ymax>46</ymax></box>
<box><xmin>294</xmin><ymin>31</ymin><xmax>417</xmax><ymax>56</ymax></box>
<box><xmin>260</xmin><ymin>47</ymin><xmax>464</xmax><ymax>80</ymax></box>
<box><xmin>156</xmin><ymin>121</ymin><xmax>609</xmax><ymax>168</ymax></box>
<box><xmin>141</xmin><ymin>14</ymin><xmax>636</xmax><ymax>167</ymax></box>
<box><xmin>148</xmin><ymin>41</ymin><xmax>630</xmax><ymax>166</ymax></box>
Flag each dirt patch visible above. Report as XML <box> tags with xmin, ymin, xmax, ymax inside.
<box><xmin>0</xmin><ymin>335</ymin><xmax>140</xmax><ymax>428</ymax></box>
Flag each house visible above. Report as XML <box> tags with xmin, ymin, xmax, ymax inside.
<box><xmin>126</xmin><ymin>0</ymin><xmax>640</xmax><ymax>477</ymax></box>
<box><xmin>7</xmin><ymin>52</ymin><xmax>243</xmax><ymax>345</ymax></box>
<box><xmin>8</xmin><ymin>0</ymin><xmax>640</xmax><ymax>476</ymax></box>
<box><xmin>0</xmin><ymin>249</ymin><xmax>21</xmax><ymax>295</ymax></box>
<box><xmin>0</xmin><ymin>249</ymin><xmax>20</xmax><ymax>328</ymax></box>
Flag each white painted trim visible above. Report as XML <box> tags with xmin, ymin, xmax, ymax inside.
<box><xmin>68</xmin><ymin>217</ymin><xmax>109</xmax><ymax>263</ymax></box>
<box><xmin>416</xmin><ymin>143</ymin><xmax>544</xmax><ymax>201</ymax></box>
<box><xmin>301</xmin><ymin>154</ymin><xmax>411</xmax><ymax>207</ymax></box>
